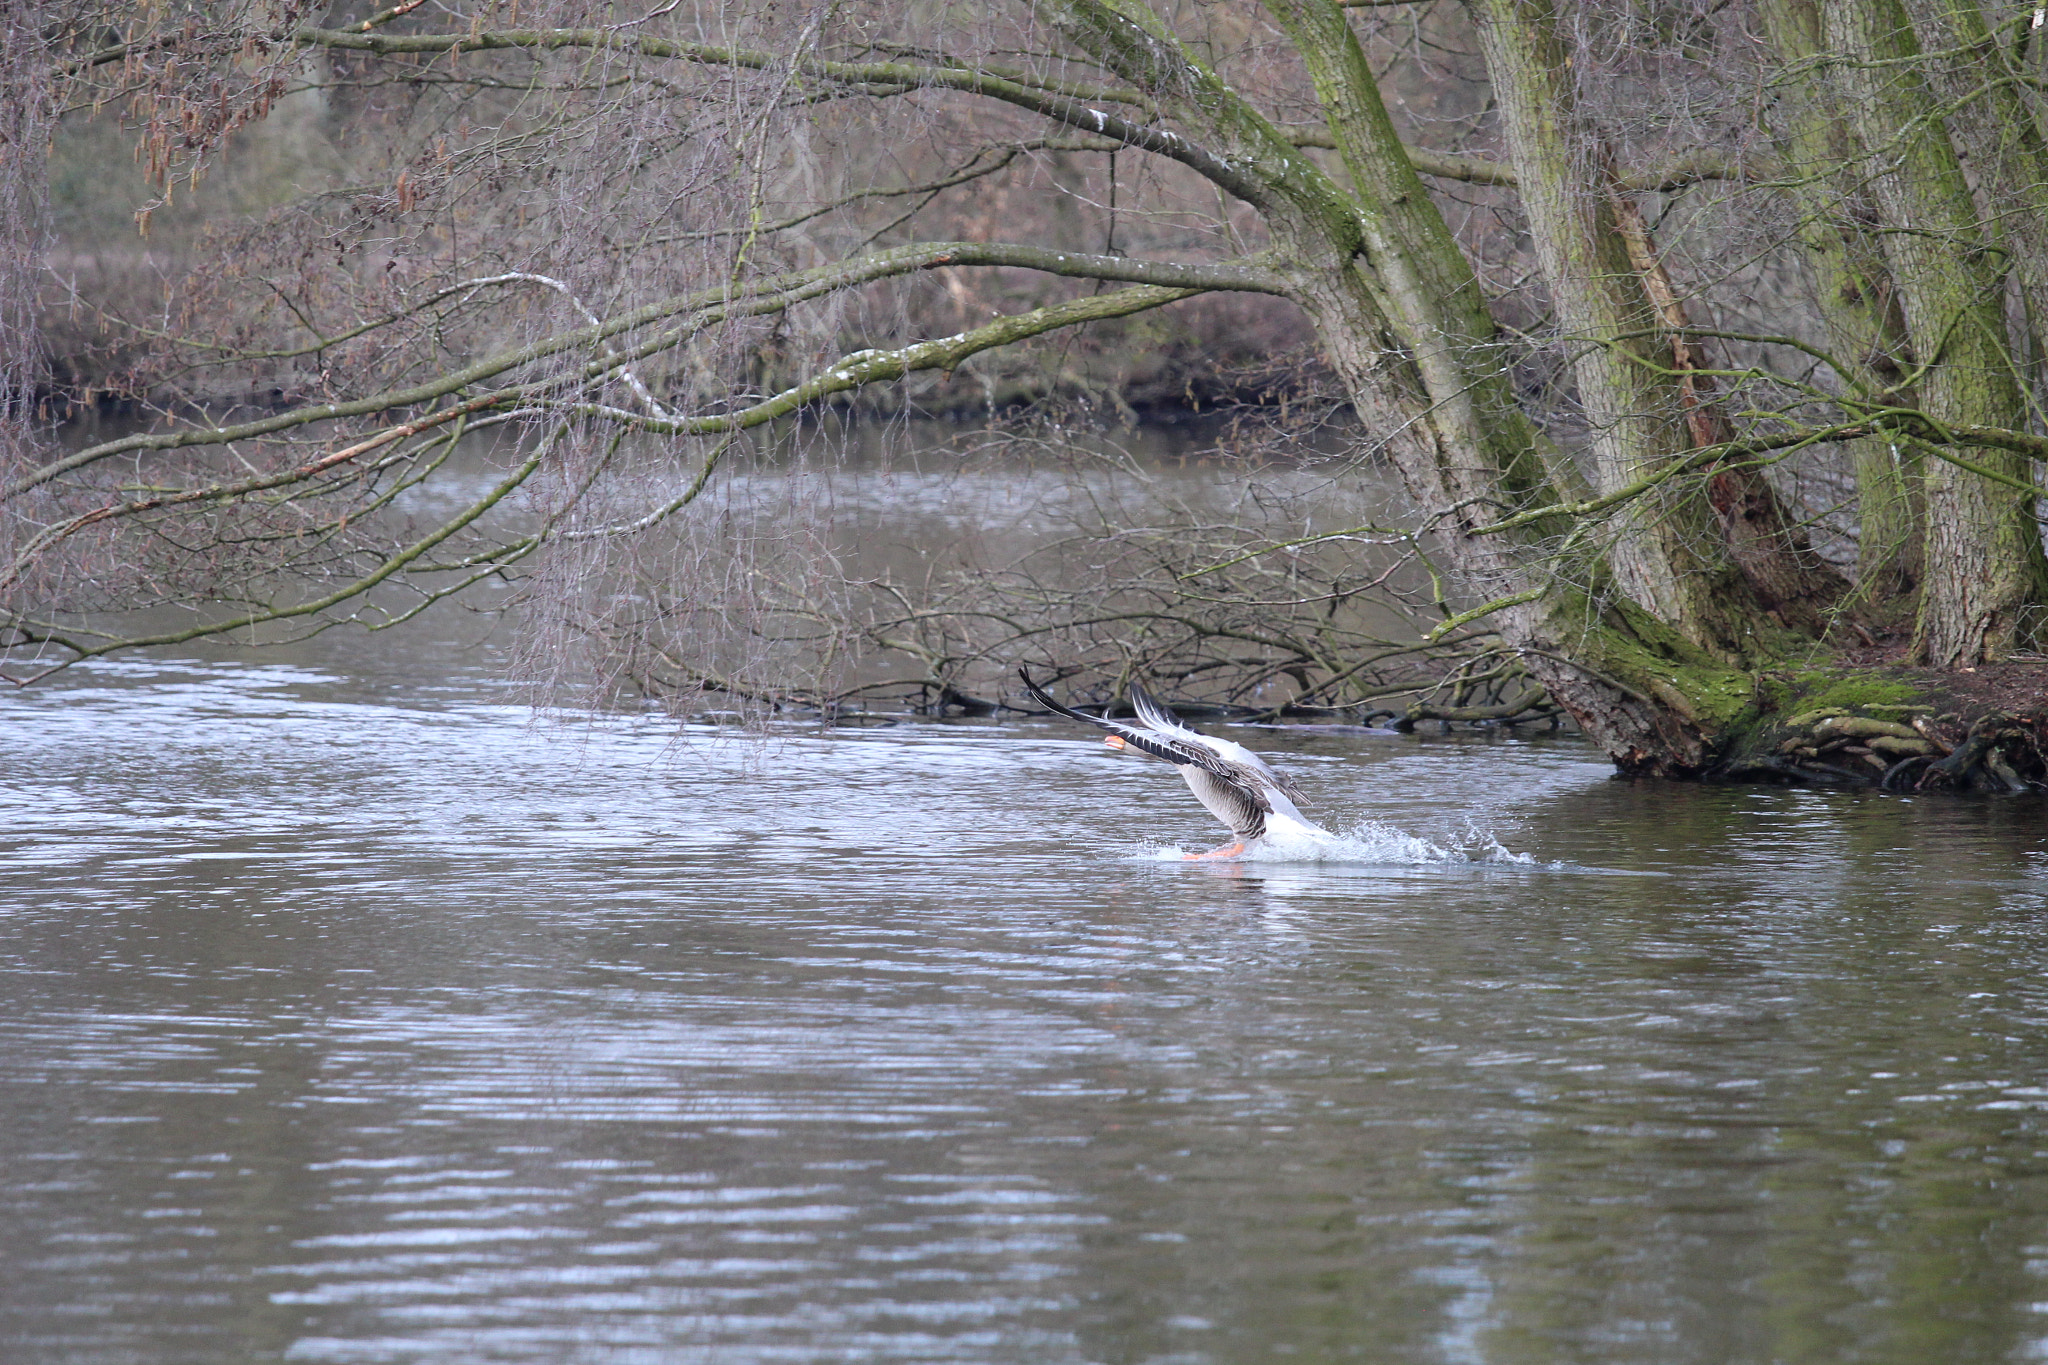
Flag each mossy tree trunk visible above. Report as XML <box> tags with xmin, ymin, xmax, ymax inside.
<box><xmin>1469</xmin><ymin>0</ymin><xmax>1754</xmax><ymax>656</ymax></box>
<box><xmin>1469</xmin><ymin>0</ymin><xmax>1847</xmax><ymax>656</ymax></box>
<box><xmin>1899</xmin><ymin>0</ymin><xmax>2048</xmax><ymax>397</ymax></box>
<box><xmin>1054</xmin><ymin>0</ymin><xmax>1762</xmax><ymax>772</ymax></box>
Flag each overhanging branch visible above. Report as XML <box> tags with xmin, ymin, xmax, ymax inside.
<box><xmin>7</xmin><ymin>242</ymin><xmax>1285</xmax><ymax>498</ymax></box>
<box><xmin>572</xmin><ymin>282</ymin><xmax>1203</xmax><ymax>437</ymax></box>
<box><xmin>296</xmin><ymin>25</ymin><xmax>1272</xmax><ymax>204</ymax></box>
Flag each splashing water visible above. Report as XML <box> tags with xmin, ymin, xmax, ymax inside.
<box><xmin>1138</xmin><ymin>815</ymin><xmax>1539</xmax><ymax>866</ymax></box>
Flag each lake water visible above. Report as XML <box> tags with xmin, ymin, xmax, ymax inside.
<box><xmin>5</xmin><ymin>625</ymin><xmax>2048</xmax><ymax>1363</ymax></box>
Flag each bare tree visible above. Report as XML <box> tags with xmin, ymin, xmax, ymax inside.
<box><xmin>8</xmin><ymin>0</ymin><xmax>2048</xmax><ymax>786</ymax></box>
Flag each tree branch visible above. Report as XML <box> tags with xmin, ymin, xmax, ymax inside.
<box><xmin>6</xmin><ymin>243</ymin><xmax>1285</xmax><ymax>498</ymax></box>
<box><xmin>571</xmin><ymin>283</ymin><xmax>1204</xmax><ymax>437</ymax></box>
<box><xmin>1277</xmin><ymin>126</ymin><xmax>1764</xmax><ymax>191</ymax></box>
<box><xmin>295</xmin><ymin>25</ymin><xmax>1275</xmax><ymax>205</ymax></box>
<box><xmin>3</xmin><ymin>436</ymin><xmax>552</xmax><ymax>679</ymax></box>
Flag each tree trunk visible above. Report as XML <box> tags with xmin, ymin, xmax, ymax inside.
<box><xmin>1898</xmin><ymin>0</ymin><xmax>2048</xmax><ymax>398</ymax></box>
<box><xmin>1822</xmin><ymin>0</ymin><xmax>2048</xmax><ymax>662</ymax></box>
<box><xmin>1247</xmin><ymin>0</ymin><xmax>1757</xmax><ymax>770</ymax></box>
<box><xmin>1468</xmin><ymin>0</ymin><xmax>1837</xmax><ymax>659</ymax></box>
<box><xmin>1756</xmin><ymin>0</ymin><xmax>1926</xmax><ymax>604</ymax></box>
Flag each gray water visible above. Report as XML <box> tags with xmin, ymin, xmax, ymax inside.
<box><xmin>5</xmin><ymin>632</ymin><xmax>2048</xmax><ymax>1364</ymax></box>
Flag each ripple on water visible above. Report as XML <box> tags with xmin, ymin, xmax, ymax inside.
<box><xmin>4</xmin><ymin>652</ymin><xmax>2048</xmax><ymax>1363</ymax></box>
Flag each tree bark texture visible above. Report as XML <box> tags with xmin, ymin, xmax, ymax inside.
<box><xmin>1822</xmin><ymin>0</ymin><xmax>2048</xmax><ymax>662</ymax></box>
<box><xmin>1467</xmin><ymin>0</ymin><xmax>1848</xmax><ymax>661</ymax></box>
<box><xmin>1899</xmin><ymin>0</ymin><xmax>2048</xmax><ymax>391</ymax></box>
<box><xmin>1757</xmin><ymin>0</ymin><xmax>1927</xmax><ymax>602</ymax></box>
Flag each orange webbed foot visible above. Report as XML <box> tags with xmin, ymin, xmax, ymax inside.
<box><xmin>1183</xmin><ymin>841</ymin><xmax>1247</xmax><ymax>861</ymax></box>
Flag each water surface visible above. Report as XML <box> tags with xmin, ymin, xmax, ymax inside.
<box><xmin>4</xmin><ymin>643</ymin><xmax>2048</xmax><ymax>1363</ymax></box>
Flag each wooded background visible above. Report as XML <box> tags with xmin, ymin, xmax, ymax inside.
<box><xmin>8</xmin><ymin>0</ymin><xmax>2048</xmax><ymax>783</ymax></box>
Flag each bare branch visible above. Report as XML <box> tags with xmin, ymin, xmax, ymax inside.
<box><xmin>8</xmin><ymin>243</ymin><xmax>1285</xmax><ymax>498</ymax></box>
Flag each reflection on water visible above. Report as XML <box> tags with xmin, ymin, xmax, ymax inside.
<box><xmin>4</xmin><ymin>648</ymin><xmax>2048</xmax><ymax>1364</ymax></box>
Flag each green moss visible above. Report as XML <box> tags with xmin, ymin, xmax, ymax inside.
<box><xmin>1766</xmin><ymin>669</ymin><xmax>1929</xmax><ymax>722</ymax></box>
<box><xmin>1575</xmin><ymin>595</ymin><xmax>1759</xmax><ymax>731</ymax></box>
<box><xmin>1531</xmin><ymin>595</ymin><xmax>1934</xmax><ymax>778</ymax></box>
<box><xmin>1690</xmin><ymin>667</ymin><xmax>1932</xmax><ymax>780</ymax></box>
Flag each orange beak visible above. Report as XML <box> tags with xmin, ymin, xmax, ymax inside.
<box><xmin>1104</xmin><ymin>735</ymin><xmax>1127</xmax><ymax>751</ymax></box>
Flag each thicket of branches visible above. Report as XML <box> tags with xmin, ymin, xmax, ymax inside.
<box><xmin>5</xmin><ymin>0</ymin><xmax>2047</xmax><ymax>765</ymax></box>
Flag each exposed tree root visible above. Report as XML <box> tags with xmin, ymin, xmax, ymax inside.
<box><xmin>1726</xmin><ymin>707</ymin><xmax>2048</xmax><ymax>792</ymax></box>
<box><xmin>1902</xmin><ymin>714</ymin><xmax>2048</xmax><ymax>793</ymax></box>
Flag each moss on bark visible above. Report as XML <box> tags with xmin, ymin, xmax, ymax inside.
<box><xmin>1632</xmin><ymin>663</ymin><xmax>2048</xmax><ymax>792</ymax></box>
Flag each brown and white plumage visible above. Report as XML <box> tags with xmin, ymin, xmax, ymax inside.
<box><xmin>1023</xmin><ymin>672</ymin><xmax>1321</xmax><ymax>859</ymax></box>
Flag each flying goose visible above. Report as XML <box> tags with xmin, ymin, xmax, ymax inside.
<box><xmin>1022</xmin><ymin>671</ymin><xmax>1323</xmax><ymax>859</ymax></box>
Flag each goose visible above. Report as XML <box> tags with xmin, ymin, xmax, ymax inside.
<box><xmin>1022</xmin><ymin>671</ymin><xmax>1326</xmax><ymax>860</ymax></box>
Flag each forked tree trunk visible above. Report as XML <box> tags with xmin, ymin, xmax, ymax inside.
<box><xmin>1468</xmin><ymin>0</ymin><xmax>1843</xmax><ymax>658</ymax></box>
<box><xmin>1250</xmin><ymin>0</ymin><xmax>1758</xmax><ymax>771</ymax></box>
<box><xmin>1052</xmin><ymin>0</ymin><xmax>2036</xmax><ymax>773</ymax></box>
<box><xmin>1050</xmin><ymin>0</ymin><xmax>1750</xmax><ymax>770</ymax></box>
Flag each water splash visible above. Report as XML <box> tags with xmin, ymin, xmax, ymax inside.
<box><xmin>1137</xmin><ymin>817</ymin><xmax>1537</xmax><ymax>866</ymax></box>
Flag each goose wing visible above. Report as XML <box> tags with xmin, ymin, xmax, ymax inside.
<box><xmin>1127</xmin><ymin>679</ymin><xmax>1306</xmax><ymax>805</ymax></box>
<box><xmin>1020</xmin><ymin>671</ymin><xmax>1247</xmax><ymax>784</ymax></box>
<box><xmin>1126</xmin><ymin>679</ymin><xmax>1212</xmax><ymax>747</ymax></box>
